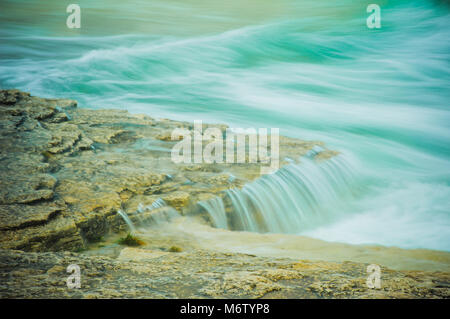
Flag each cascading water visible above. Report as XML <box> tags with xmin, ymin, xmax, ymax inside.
<box><xmin>117</xmin><ymin>209</ymin><xmax>137</xmax><ymax>233</ymax></box>
<box><xmin>118</xmin><ymin>199</ymin><xmax>180</xmax><ymax>231</ymax></box>
<box><xmin>198</xmin><ymin>152</ymin><xmax>359</xmax><ymax>234</ymax></box>
<box><xmin>1</xmin><ymin>0</ymin><xmax>449</xmax><ymax>251</ymax></box>
<box><xmin>198</xmin><ymin>197</ymin><xmax>228</xmax><ymax>229</ymax></box>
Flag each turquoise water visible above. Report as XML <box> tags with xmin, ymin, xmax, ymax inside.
<box><xmin>1</xmin><ymin>0</ymin><xmax>449</xmax><ymax>251</ymax></box>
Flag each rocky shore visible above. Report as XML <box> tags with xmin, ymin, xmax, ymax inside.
<box><xmin>0</xmin><ymin>89</ymin><xmax>448</xmax><ymax>298</ymax></box>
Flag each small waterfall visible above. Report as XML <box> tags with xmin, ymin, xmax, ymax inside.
<box><xmin>136</xmin><ymin>198</ymin><xmax>180</xmax><ymax>225</ymax></box>
<box><xmin>117</xmin><ymin>209</ymin><xmax>137</xmax><ymax>233</ymax></box>
<box><xmin>199</xmin><ymin>154</ymin><xmax>358</xmax><ymax>234</ymax></box>
<box><xmin>142</xmin><ymin>206</ymin><xmax>180</xmax><ymax>225</ymax></box>
<box><xmin>138</xmin><ymin>198</ymin><xmax>166</xmax><ymax>213</ymax></box>
<box><xmin>198</xmin><ymin>197</ymin><xmax>228</xmax><ymax>229</ymax></box>
<box><xmin>118</xmin><ymin>198</ymin><xmax>181</xmax><ymax>231</ymax></box>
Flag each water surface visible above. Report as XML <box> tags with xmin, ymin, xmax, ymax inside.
<box><xmin>1</xmin><ymin>0</ymin><xmax>449</xmax><ymax>251</ymax></box>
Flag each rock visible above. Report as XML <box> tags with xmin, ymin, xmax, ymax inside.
<box><xmin>0</xmin><ymin>248</ymin><xmax>448</xmax><ymax>298</ymax></box>
<box><xmin>0</xmin><ymin>89</ymin><xmax>29</xmax><ymax>105</ymax></box>
<box><xmin>0</xmin><ymin>217</ymin><xmax>83</xmax><ymax>252</ymax></box>
<box><xmin>0</xmin><ymin>174</ymin><xmax>56</xmax><ymax>205</ymax></box>
<box><xmin>0</xmin><ymin>89</ymin><xmax>337</xmax><ymax>252</ymax></box>
<box><xmin>0</xmin><ymin>202</ymin><xmax>63</xmax><ymax>231</ymax></box>
<box><xmin>118</xmin><ymin>248</ymin><xmax>169</xmax><ymax>261</ymax></box>
<box><xmin>162</xmin><ymin>191</ymin><xmax>190</xmax><ymax>211</ymax></box>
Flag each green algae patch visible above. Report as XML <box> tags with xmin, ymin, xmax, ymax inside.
<box><xmin>168</xmin><ymin>245</ymin><xmax>183</xmax><ymax>252</ymax></box>
<box><xmin>118</xmin><ymin>233</ymin><xmax>145</xmax><ymax>247</ymax></box>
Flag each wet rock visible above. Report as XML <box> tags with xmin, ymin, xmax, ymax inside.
<box><xmin>0</xmin><ymin>203</ymin><xmax>63</xmax><ymax>231</ymax></box>
<box><xmin>162</xmin><ymin>191</ymin><xmax>190</xmax><ymax>211</ymax></box>
<box><xmin>0</xmin><ymin>174</ymin><xmax>56</xmax><ymax>205</ymax></box>
<box><xmin>0</xmin><ymin>89</ymin><xmax>29</xmax><ymax>105</ymax></box>
<box><xmin>0</xmin><ymin>89</ymin><xmax>338</xmax><ymax>252</ymax></box>
<box><xmin>0</xmin><ymin>217</ymin><xmax>82</xmax><ymax>252</ymax></box>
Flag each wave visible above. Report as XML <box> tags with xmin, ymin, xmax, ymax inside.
<box><xmin>0</xmin><ymin>0</ymin><xmax>449</xmax><ymax>250</ymax></box>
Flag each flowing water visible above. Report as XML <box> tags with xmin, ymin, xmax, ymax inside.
<box><xmin>198</xmin><ymin>155</ymin><xmax>358</xmax><ymax>234</ymax></box>
<box><xmin>1</xmin><ymin>0</ymin><xmax>449</xmax><ymax>251</ymax></box>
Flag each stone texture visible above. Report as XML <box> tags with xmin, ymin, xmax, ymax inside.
<box><xmin>0</xmin><ymin>89</ymin><xmax>330</xmax><ymax>252</ymax></box>
<box><xmin>0</xmin><ymin>248</ymin><xmax>448</xmax><ymax>299</ymax></box>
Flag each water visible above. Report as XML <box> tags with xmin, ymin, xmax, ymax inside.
<box><xmin>117</xmin><ymin>209</ymin><xmax>136</xmax><ymax>233</ymax></box>
<box><xmin>199</xmin><ymin>154</ymin><xmax>358</xmax><ymax>233</ymax></box>
<box><xmin>119</xmin><ymin>199</ymin><xmax>181</xmax><ymax>231</ymax></box>
<box><xmin>0</xmin><ymin>0</ymin><xmax>449</xmax><ymax>251</ymax></box>
<box><xmin>198</xmin><ymin>197</ymin><xmax>228</xmax><ymax>229</ymax></box>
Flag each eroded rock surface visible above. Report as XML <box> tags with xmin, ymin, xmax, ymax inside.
<box><xmin>0</xmin><ymin>248</ymin><xmax>448</xmax><ymax>299</ymax></box>
<box><xmin>1</xmin><ymin>89</ymin><xmax>448</xmax><ymax>299</ymax></box>
<box><xmin>0</xmin><ymin>89</ymin><xmax>332</xmax><ymax>252</ymax></box>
